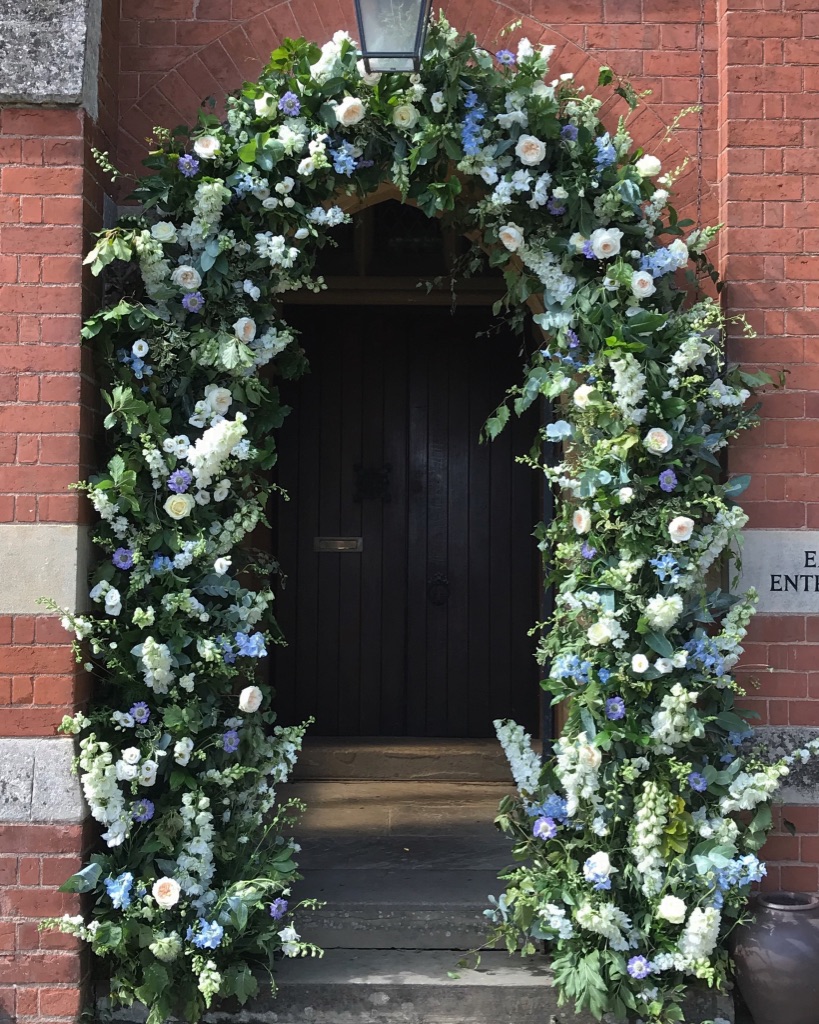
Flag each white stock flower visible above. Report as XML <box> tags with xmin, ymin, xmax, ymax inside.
<box><xmin>657</xmin><ymin>894</ymin><xmax>687</xmax><ymax>924</ymax></box>
<box><xmin>233</xmin><ymin>316</ymin><xmax>257</xmax><ymax>343</ymax></box>
<box><xmin>635</xmin><ymin>154</ymin><xmax>662</xmax><ymax>177</ymax></box>
<box><xmin>193</xmin><ymin>135</ymin><xmax>221</xmax><ymax>160</ymax></box>
<box><xmin>515</xmin><ymin>134</ymin><xmax>546</xmax><ymax>166</ymax></box>
<box><xmin>335</xmin><ymin>96</ymin><xmax>367</xmax><ymax>126</ymax></box>
<box><xmin>171</xmin><ymin>266</ymin><xmax>202</xmax><ymax>291</ymax></box>
<box><xmin>498</xmin><ymin>223</ymin><xmax>524</xmax><ymax>252</ymax></box>
<box><xmin>392</xmin><ymin>104</ymin><xmax>419</xmax><ymax>131</ymax></box>
<box><xmin>239</xmin><ymin>685</ymin><xmax>263</xmax><ymax>713</ymax></box>
<box><xmin>589</xmin><ymin>227</ymin><xmax>623</xmax><ymax>260</ymax></box>
<box><xmin>631</xmin><ymin>270</ymin><xmax>656</xmax><ymax>299</ymax></box>
<box><xmin>573</xmin><ymin>508</ymin><xmax>592</xmax><ymax>534</ymax></box>
<box><xmin>642</xmin><ymin>427</ymin><xmax>673</xmax><ymax>455</ymax></box>
<box><xmin>668</xmin><ymin>516</ymin><xmax>695</xmax><ymax>544</ymax></box>
<box><xmin>164</xmin><ymin>493</ymin><xmax>195</xmax><ymax>520</ymax></box>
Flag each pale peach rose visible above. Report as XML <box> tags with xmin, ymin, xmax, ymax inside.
<box><xmin>152</xmin><ymin>877</ymin><xmax>181</xmax><ymax>909</ymax></box>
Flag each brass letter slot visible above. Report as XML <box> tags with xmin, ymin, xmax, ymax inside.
<box><xmin>313</xmin><ymin>537</ymin><xmax>364</xmax><ymax>553</ymax></box>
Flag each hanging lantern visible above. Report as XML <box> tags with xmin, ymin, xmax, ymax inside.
<box><xmin>354</xmin><ymin>0</ymin><xmax>433</xmax><ymax>73</ymax></box>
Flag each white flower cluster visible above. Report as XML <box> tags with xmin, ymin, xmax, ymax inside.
<box><xmin>645</xmin><ymin>593</ymin><xmax>683</xmax><ymax>633</ymax></box>
<box><xmin>250</xmin><ymin>326</ymin><xmax>295</xmax><ymax>369</ymax></box>
<box><xmin>630</xmin><ymin>780</ymin><xmax>668</xmax><ymax>895</ymax></box>
<box><xmin>720</xmin><ymin>764</ymin><xmax>787</xmax><ymax>814</ymax></box>
<box><xmin>132</xmin><ymin>636</ymin><xmax>174</xmax><ymax>694</ymax></box>
<box><xmin>554</xmin><ymin>731</ymin><xmax>601</xmax><ymax>817</ymax></box>
<box><xmin>254</xmin><ymin>232</ymin><xmax>300</xmax><ymax>269</ymax></box>
<box><xmin>670</xmin><ymin>334</ymin><xmax>710</xmax><ymax>379</ymax></box>
<box><xmin>650</xmin><ymin>683</ymin><xmax>703</xmax><ymax>753</ymax></box>
<box><xmin>78</xmin><ymin>734</ymin><xmax>130</xmax><ymax>848</ymax></box>
<box><xmin>142</xmin><ymin>440</ymin><xmax>170</xmax><ymax>490</ymax></box>
<box><xmin>609</xmin><ymin>353</ymin><xmax>647</xmax><ymax>425</ymax></box>
<box><xmin>706</xmin><ymin>377</ymin><xmax>751</xmax><ymax>408</ymax></box>
<box><xmin>678</xmin><ymin>906</ymin><xmax>721</xmax><ymax>966</ymax></box>
<box><xmin>192</xmin><ymin>180</ymin><xmax>231</xmax><ymax>235</ymax></box>
<box><xmin>714</xmin><ymin>590</ymin><xmax>757</xmax><ymax>670</ymax></box>
<box><xmin>688</xmin><ymin>507</ymin><xmax>749</xmax><ymax>577</ymax></box>
<box><xmin>575</xmin><ymin>901</ymin><xmax>632</xmax><ymax>951</ymax></box>
<box><xmin>494</xmin><ymin>718</ymin><xmax>541</xmax><ymax>794</ymax></box>
<box><xmin>520</xmin><ymin>241</ymin><xmax>576</xmax><ymax>306</ymax></box>
<box><xmin>538</xmin><ymin>902</ymin><xmax>574</xmax><ymax>940</ymax></box>
<box><xmin>186</xmin><ymin>413</ymin><xmax>247</xmax><ymax>490</ymax></box>
<box><xmin>177</xmin><ymin>793</ymin><xmax>216</xmax><ymax>909</ymax></box>
<box><xmin>133</xmin><ymin>230</ymin><xmax>171</xmax><ymax>298</ymax></box>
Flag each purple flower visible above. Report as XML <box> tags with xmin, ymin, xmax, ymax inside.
<box><xmin>659</xmin><ymin>468</ymin><xmax>678</xmax><ymax>493</ymax></box>
<box><xmin>182</xmin><ymin>291</ymin><xmax>205</xmax><ymax>313</ymax></box>
<box><xmin>627</xmin><ymin>955</ymin><xmax>652</xmax><ymax>980</ymax></box>
<box><xmin>561</xmin><ymin>124</ymin><xmax>579</xmax><ymax>142</ymax></box>
<box><xmin>566</xmin><ymin>329</ymin><xmax>580</xmax><ymax>349</ymax></box>
<box><xmin>130</xmin><ymin>701</ymin><xmax>150</xmax><ymax>724</ymax></box>
<box><xmin>131</xmin><ymin>799</ymin><xmax>155</xmax><ymax>823</ymax></box>
<box><xmin>178</xmin><ymin>153</ymin><xmax>200</xmax><ymax>178</ymax></box>
<box><xmin>533</xmin><ymin>816</ymin><xmax>558</xmax><ymax>840</ymax></box>
<box><xmin>269</xmin><ymin>897</ymin><xmax>289</xmax><ymax>920</ymax></box>
<box><xmin>278</xmin><ymin>91</ymin><xmax>301</xmax><ymax>117</ymax></box>
<box><xmin>495</xmin><ymin>49</ymin><xmax>516</xmax><ymax>66</ymax></box>
<box><xmin>582</xmin><ymin>240</ymin><xmax>596</xmax><ymax>259</ymax></box>
<box><xmin>223</xmin><ymin>729</ymin><xmax>240</xmax><ymax>753</ymax></box>
<box><xmin>689</xmin><ymin>772</ymin><xmax>708</xmax><ymax>792</ymax></box>
<box><xmin>112</xmin><ymin>547</ymin><xmax>134</xmax><ymax>570</ymax></box>
<box><xmin>605</xmin><ymin>696</ymin><xmax>626</xmax><ymax>721</ymax></box>
<box><xmin>547</xmin><ymin>198</ymin><xmax>566</xmax><ymax>216</ymax></box>
<box><xmin>168</xmin><ymin>468</ymin><xmax>193</xmax><ymax>494</ymax></box>
<box><xmin>581</xmin><ymin>542</ymin><xmax>597</xmax><ymax>560</ymax></box>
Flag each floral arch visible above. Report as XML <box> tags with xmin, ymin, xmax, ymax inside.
<box><xmin>48</xmin><ymin>18</ymin><xmax>796</xmax><ymax>1024</ymax></box>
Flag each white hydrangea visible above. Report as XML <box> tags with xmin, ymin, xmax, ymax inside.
<box><xmin>538</xmin><ymin>902</ymin><xmax>574</xmax><ymax>940</ymax></box>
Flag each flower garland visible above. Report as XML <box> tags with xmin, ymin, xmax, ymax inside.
<box><xmin>44</xmin><ymin>16</ymin><xmax>801</xmax><ymax>1024</ymax></box>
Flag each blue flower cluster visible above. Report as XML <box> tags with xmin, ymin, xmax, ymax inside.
<box><xmin>594</xmin><ymin>132</ymin><xmax>616</xmax><ymax>170</ymax></box>
<box><xmin>460</xmin><ymin>91</ymin><xmax>486</xmax><ymax>156</ymax></box>
<box><xmin>583</xmin><ymin>855</ymin><xmax>612</xmax><ymax>890</ymax></box>
<box><xmin>650</xmin><ymin>553</ymin><xmax>680</xmax><ymax>584</ymax></box>
<box><xmin>711</xmin><ymin>854</ymin><xmax>766</xmax><ymax>908</ymax></box>
<box><xmin>640</xmin><ymin>244</ymin><xmax>689</xmax><ymax>278</ymax></box>
<box><xmin>117</xmin><ymin>348</ymin><xmax>153</xmax><ymax>381</ymax></box>
<box><xmin>105</xmin><ymin>871</ymin><xmax>134</xmax><ymax>910</ymax></box>
<box><xmin>551</xmin><ymin>653</ymin><xmax>592</xmax><ymax>685</ymax></box>
<box><xmin>330</xmin><ymin>140</ymin><xmax>357</xmax><ymax>176</ymax></box>
<box><xmin>684</xmin><ymin>635</ymin><xmax>726</xmax><ymax>678</ymax></box>
<box><xmin>152</xmin><ymin>555</ymin><xmax>173</xmax><ymax>574</ymax></box>
<box><xmin>233</xmin><ymin>172</ymin><xmax>255</xmax><ymax>197</ymax></box>
<box><xmin>540</xmin><ymin>347</ymin><xmax>583</xmax><ymax>371</ymax></box>
<box><xmin>529</xmin><ymin>793</ymin><xmax>570</xmax><ymax>824</ymax></box>
<box><xmin>545</xmin><ymin>419</ymin><xmax>573</xmax><ymax>442</ymax></box>
<box><xmin>235</xmin><ymin>631</ymin><xmax>267</xmax><ymax>658</ymax></box>
<box><xmin>186</xmin><ymin>919</ymin><xmax>225</xmax><ymax>949</ymax></box>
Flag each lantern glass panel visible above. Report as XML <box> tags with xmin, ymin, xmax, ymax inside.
<box><xmin>355</xmin><ymin>0</ymin><xmax>429</xmax><ymax>72</ymax></box>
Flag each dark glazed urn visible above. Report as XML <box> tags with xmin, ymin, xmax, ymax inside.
<box><xmin>733</xmin><ymin>891</ymin><xmax>819</xmax><ymax>1024</ymax></box>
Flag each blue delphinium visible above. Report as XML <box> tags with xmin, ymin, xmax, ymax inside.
<box><xmin>529</xmin><ymin>793</ymin><xmax>570</xmax><ymax>824</ymax></box>
<box><xmin>219</xmin><ymin>635</ymin><xmax>237</xmax><ymax>664</ymax></box>
<box><xmin>330</xmin><ymin>140</ymin><xmax>357</xmax><ymax>176</ymax></box>
<box><xmin>235</xmin><ymin>631</ymin><xmax>267</xmax><ymax>658</ymax></box>
<box><xmin>186</xmin><ymin>919</ymin><xmax>225</xmax><ymax>949</ymax></box>
<box><xmin>594</xmin><ymin>132</ymin><xmax>616</xmax><ymax>170</ymax></box>
<box><xmin>598</xmin><ymin>668</ymin><xmax>611</xmax><ymax>685</ymax></box>
<box><xmin>460</xmin><ymin>92</ymin><xmax>486</xmax><ymax>156</ymax></box>
<box><xmin>551</xmin><ymin>653</ymin><xmax>592</xmax><ymax>686</ymax></box>
<box><xmin>684</xmin><ymin>635</ymin><xmax>726</xmax><ymax>677</ymax></box>
<box><xmin>152</xmin><ymin>555</ymin><xmax>173</xmax><ymax>574</ymax></box>
<box><xmin>650</xmin><ymin>553</ymin><xmax>680</xmax><ymax>584</ymax></box>
<box><xmin>105</xmin><ymin>871</ymin><xmax>134</xmax><ymax>910</ymax></box>
<box><xmin>641</xmin><ymin>244</ymin><xmax>689</xmax><ymax>279</ymax></box>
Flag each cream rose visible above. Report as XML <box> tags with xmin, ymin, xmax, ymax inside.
<box><xmin>254</xmin><ymin>92</ymin><xmax>276</xmax><ymax>117</ymax></box>
<box><xmin>392</xmin><ymin>104</ymin><xmax>419</xmax><ymax>131</ymax></box>
<box><xmin>635</xmin><ymin>154</ymin><xmax>662</xmax><ymax>177</ymax></box>
<box><xmin>335</xmin><ymin>95</ymin><xmax>367</xmax><ymax>126</ymax></box>
<box><xmin>515</xmin><ymin>134</ymin><xmax>546</xmax><ymax>166</ymax></box>
<box><xmin>193</xmin><ymin>135</ymin><xmax>221</xmax><ymax>160</ymax></box>
<box><xmin>164</xmin><ymin>493</ymin><xmax>195</xmax><ymax>520</ymax></box>
<box><xmin>587</xmin><ymin>620</ymin><xmax>614</xmax><ymax>646</ymax></box>
<box><xmin>233</xmin><ymin>316</ymin><xmax>257</xmax><ymax>343</ymax></box>
<box><xmin>631</xmin><ymin>653</ymin><xmax>650</xmax><ymax>674</ymax></box>
<box><xmin>578</xmin><ymin>739</ymin><xmax>602</xmax><ymax>770</ymax></box>
<box><xmin>657</xmin><ymin>894</ymin><xmax>687</xmax><ymax>924</ymax></box>
<box><xmin>573</xmin><ymin>508</ymin><xmax>592</xmax><ymax>534</ymax></box>
<box><xmin>205</xmin><ymin>385</ymin><xmax>233</xmax><ymax>417</ymax></box>
<box><xmin>151</xmin><ymin>222</ymin><xmax>177</xmax><ymax>244</ymax></box>
<box><xmin>631</xmin><ymin>270</ymin><xmax>656</xmax><ymax>299</ymax></box>
<box><xmin>589</xmin><ymin>227</ymin><xmax>623</xmax><ymax>260</ymax></box>
<box><xmin>573</xmin><ymin>383</ymin><xmax>595</xmax><ymax>409</ymax></box>
<box><xmin>643</xmin><ymin>427</ymin><xmax>673</xmax><ymax>455</ymax></box>
<box><xmin>171</xmin><ymin>266</ymin><xmax>202</xmax><ymax>291</ymax></box>
<box><xmin>498</xmin><ymin>223</ymin><xmax>524</xmax><ymax>252</ymax></box>
<box><xmin>152</xmin><ymin>877</ymin><xmax>181</xmax><ymax>909</ymax></box>
<box><xmin>668</xmin><ymin>515</ymin><xmax>695</xmax><ymax>544</ymax></box>
<box><xmin>356</xmin><ymin>60</ymin><xmax>381</xmax><ymax>86</ymax></box>
<box><xmin>239</xmin><ymin>685</ymin><xmax>263</xmax><ymax>713</ymax></box>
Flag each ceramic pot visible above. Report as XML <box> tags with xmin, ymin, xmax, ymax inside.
<box><xmin>733</xmin><ymin>891</ymin><xmax>819</xmax><ymax>1024</ymax></box>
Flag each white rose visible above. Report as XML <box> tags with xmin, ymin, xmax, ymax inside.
<box><xmin>643</xmin><ymin>427</ymin><xmax>673</xmax><ymax>455</ymax></box>
<box><xmin>152</xmin><ymin>877</ymin><xmax>181</xmax><ymax>909</ymax></box>
<box><xmin>515</xmin><ymin>134</ymin><xmax>546</xmax><ymax>166</ymax></box>
<box><xmin>635</xmin><ymin>154</ymin><xmax>662</xmax><ymax>177</ymax></box>
<box><xmin>204</xmin><ymin>386</ymin><xmax>233</xmax><ymax>417</ymax></box>
<box><xmin>573</xmin><ymin>508</ymin><xmax>592</xmax><ymax>534</ymax></box>
<box><xmin>587</xmin><ymin>620</ymin><xmax>614</xmax><ymax>646</ymax></box>
<box><xmin>104</xmin><ymin>589</ymin><xmax>122</xmax><ymax>617</ymax></box>
<box><xmin>618</xmin><ymin>487</ymin><xmax>634</xmax><ymax>504</ymax></box>
<box><xmin>631</xmin><ymin>653</ymin><xmax>650</xmax><ymax>674</ymax></box>
<box><xmin>573</xmin><ymin>383</ymin><xmax>594</xmax><ymax>409</ymax></box>
<box><xmin>668</xmin><ymin>515</ymin><xmax>695</xmax><ymax>544</ymax></box>
<box><xmin>193</xmin><ymin>135</ymin><xmax>221</xmax><ymax>160</ymax></box>
<box><xmin>431</xmin><ymin>91</ymin><xmax>445</xmax><ymax>113</ymax></box>
<box><xmin>151</xmin><ymin>222</ymin><xmax>177</xmax><ymax>243</ymax></box>
<box><xmin>116</xmin><ymin>760</ymin><xmax>138</xmax><ymax>781</ymax></box>
<box><xmin>171</xmin><ymin>266</ymin><xmax>202</xmax><ymax>291</ymax></box>
<box><xmin>121</xmin><ymin>746</ymin><xmax>141</xmax><ymax>765</ymax></box>
<box><xmin>139</xmin><ymin>759</ymin><xmax>158</xmax><ymax>786</ymax></box>
<box><xmin>233</xmin><ymin>316</ymin><xmax>257</xmax><ymax>343</ymax></box>
<box><xmin>356</xmin><ymin>60</ymin><xmax>381</xmax><ymax>86</ymax></box>
<box><xmin>335</xmin><ymin>96</ymin><xmax>367</xmax><ymax>126</ymax></box>
<box><xmin>589</xmin><ymin>227</ymin><xmax>623</xmax><ymax>260</ymax></box>
<box><xmin>214</xmin><ymin>557</ymin><xmax>232</xmax><ymax>576</ymax></box>
<box><xmin>164</xmin><ymin>493</ymin><xmax>195</xmax><ymax>520</ymax></box>
<box><xmin>392</xmin><ymin>104</ymin><xmax>419</xmax><ymax>131</ymax></box>
<box><xmin>655</xmin><ymin>658</ymin><xmax>674</xmax><ymax>674</ymax></box>
<box><xmin>578</xmin><ymin>740</ymin><xmax>602</xmax><ymax>769</ymax></box>
<box><xmin>498</xmin><ymin>223</ymin><xmax>524</xmax><ymax>252</ymax></box>
<box><xmin>657</xmin><ymin>894</ymin><xmax>687</xmax><ymax>924</ymax></box>
<box><xmin>631</xmin><ymin>270</ymin><xmax>656</xmax><ymax>299</ymax></box>
<box><xmin>239</xmin><ymin>685</ymin><xmax>263</xmax><ymax>713</ymax></box>
<box><xmin>254</xmin><ymin>92</ymin><xmax>276</xmax><ymax>117</ymax></box>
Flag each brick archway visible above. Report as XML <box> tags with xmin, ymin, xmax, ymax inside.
<box><xmin>116</xmin><ymin>0</ymin><xmax>717</xmax><ymax>226</ymax></box>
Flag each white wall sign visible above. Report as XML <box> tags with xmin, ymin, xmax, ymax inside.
<box><xmin>737</xmin><ymin>530</ymin><xmax>819</xmax><ymax>614</ymax></box>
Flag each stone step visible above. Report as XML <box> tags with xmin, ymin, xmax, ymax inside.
<box><xmin>297</xmin><ymin>868</ymin><xmax>500</xmax><ymax>950</ymax></box>
<box><xmin>293</xmin><ymin>737</ymin><xmax>514</xmax><ymax>783</ymax></box>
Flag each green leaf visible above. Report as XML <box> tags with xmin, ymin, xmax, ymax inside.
<box><xmin>238</xmin><ymin>140</ymin><xmax>257</xmax><ymax>163</ymax></box>
<box><xmin>59</xmin><ymin>861</ymin><xmax>103</xmax><ymax>893</ymax></box>
<box><xmin>724</xmin><ymin>474</ymin><xmax>751</xmax><ymax>498</ymax></box>
<box><xmin>484</xmin><ymin>404</ymin><xmax>510</xmax><ymax>440</ymax></box>
<box><xmin>644</xmin><ymin>631</ymin><xmax>674</xmax><ymax>658</ymax></box>
<box><xmin>598</xmin><ymin>66</ymin><xmax>613</xmax><ymax>87</ymax></box>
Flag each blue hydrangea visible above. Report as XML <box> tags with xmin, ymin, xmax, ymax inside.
<box><xmin>152</xmin><ymin>555</ymin><xmax>173</xmax><ymax>574</ymax></box>
<box><xmin>105</xmin><ymin>871</ymin><xmax>134</xmax><ymax>910</ymax></box>
<box><xmin>233</xmin><ymin>172</ymin><xmax>255</xmax><ymax>197</ymax></box>
<box><xmin>640</xmin><ymin>244</ymin><xmax>689</xmax><ymax>279</ymax></box>
<box><xmin>594</xmin><ymin>133</ymin><xmax>616</xmax><ymax>169</ymax></box>
<box><xmin>460</xmin><ymin>92</ymin><xmax>486</xmax><ymax>156</ymax></box>
<box><xmin>186</xmin><ymin>919</ymin><xmax>224</xmax><ymax>949</ymax></box>
<box><xmin>235</xmin><ymin>631</ymin><xmax>267</xmax><ymax>658</ymax></box>
<box><xmin>551</xmin><ymin>654</ymin><xmax>592</xmax><ymax>686</ymax></box>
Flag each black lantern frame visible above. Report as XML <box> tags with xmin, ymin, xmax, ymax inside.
<box><xmin>354</xmin><ymin>0</ymin><xmax>433</xmax><ymax>73</ymax></box>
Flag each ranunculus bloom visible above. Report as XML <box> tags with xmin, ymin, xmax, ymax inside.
<box><xmin>643</xmin><ymin>427</ymin><xmax>673</xmax><ymax>455</ymax></box>
<box><xmin>193</xmin><ymin>135</ymin><xmax>221</xmax><ymax>160</ymax></box>
<box><xmin>239</xmin><ymin>685</ymin><xmax>263</xmax><ymax>713</ymax></box>
<box><xmin>668</xmin><ymin>515</ymin><xmax>695</xmax><ymax>544</ymax></box>
<box><xmin>573</xmin><ymin>508</ymin><xmax>591</xmax><ymax>534</ymax></box>
<box><xmin>233</xmin><ymin>316</ymin><xmax>257</xmax><ymax>343</ymax></box>
<box><xmin>392</xmin><ymin>104</ymin><xmax>419</xmax><ymax>131</ymax></box>
<box><xmin>515</xmin><ymin>134</ymin><xmax>546</xmax><ymax>166</ymax></box>
<box><xmin>164</xmin><ymin>493</ymin><xmax>195</xmax><ymax>520</ymax></box>
<box><xmin>171</xmin><ymin>265</ymin><xmax>202</xmax><ymax>291</ymax></box>
<box><xmin>498</xmin><ymin>223</ymin><xmax>524</xmax><ymax>252</ymax></box>
<box><xmin>635</xmin><ymin>154</ymin><xmax>662</xmax><ymax>177</ymax></box>
<box><xmin>336</xmin><ymin>95</ymin><xmax>367</xmax><ymax>126</ymax></box>
<box><xmin>657</xmin><ymin>894</ymin><xmax>687</xmax><ymax>924</ymax></box>
<box><xmin>573</xmin><ymin>384</ymin><xmax>594</xmax><ymax>409</ymax></box>
<box><xmin>589</xmin><ymin>227</ymin><xmax>623</xmax><ymax>260</ymax></box>
<box><xmin>152</xmin><ymin>877</ymin><xmax>181</xmax><ymax>909</ymax></box>
<box><xmin>631</xmin><ymin>270</ymin><xmax>656</xmax><ymax>299</ymax></box>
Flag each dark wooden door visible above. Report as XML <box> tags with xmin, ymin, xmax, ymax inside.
<box><xmin>272</xmin><ymin>304</ymin><xmax>540</xmax><ymax>737</ymax></box>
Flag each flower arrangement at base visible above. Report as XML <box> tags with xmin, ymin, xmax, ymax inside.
<box><xmin>43</xmin><ymin>14</ymin><xmax>797</xmax><ymax>1024</ymax></box>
